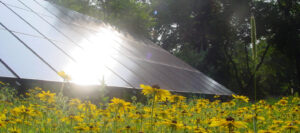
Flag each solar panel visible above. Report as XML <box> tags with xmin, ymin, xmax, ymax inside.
<box><xmin>0</xmin><ymin>29</ymin><xmax>61</xmax><ymax>81</ymax></box>
<box><xmin>0</xmin><ymin>59</ymin><xmax>16</xmax><ymax>78</ymax></box>
<box><xmin>111</xmin><ymin>55</ymin><xmax>172</xmax><ymax>90</ymax></box>
<box><xmin>0</xmin><ymin>0</ymin><xmax>233</xmax><ymax>95</ymax></box>
<box><xmin>0</xmin><ymin>0</ymin><xmax>27</xmax><ymax>9</ymax></box>
<box><xmin>0</xmin><ymin>3</ymin><xmax>42</xmax><ymax>37</ymax></box>
<box><xmin>12</xmin><ymin>7</ymin><xmax>75</xmax><ymax>43</ymax></box>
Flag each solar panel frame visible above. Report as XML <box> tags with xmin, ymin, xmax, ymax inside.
<box><xmin>0</xmin><ymin>59</ymin><xmax>17</xmax><ymax>78</ymax></box>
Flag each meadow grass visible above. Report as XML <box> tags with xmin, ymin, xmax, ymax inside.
<box><xmin>0</xmin><ymin>82</ymin><xmax>299</xmax><ymax>133</ymax></box>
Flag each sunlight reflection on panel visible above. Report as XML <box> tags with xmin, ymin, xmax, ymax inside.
<box><xmin>62</xmin><ymin>26</ymin><xmax>122</xmax><ymax>85</ymax></box>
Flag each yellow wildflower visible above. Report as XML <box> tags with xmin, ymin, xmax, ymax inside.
<box><xmin>0</xmin><ymin>113</ymin><xmax>6</xmax><ymax>121</ymax></box>
<box><xmin>196</xmin><ymin>99</ymin><xmax>210</xmax><ymax>108</ymax></box>
<box><xmin>214</xmin><ymin>95</ymin><xmax>220</xmax><ymax>98</ymax></box>
<box><xmin>157</xmin><ymin>109</ymin><xmax>171</xmax><ymax>119</ymax></box>
<box><xmin>109</xmin><ymin>97</ymin><xmax>131</xmax><ymax>111</ymax></box>
<box><xmin>140</xmin><ymin>84</ymin><xmax>155</xmax><ymax>95</ymax></box>
<box><xmin>140</xmin><ymin>84</ymin><xmax>171</xmax><ymax>101</ymax></box>
<box><xmin>273</xmin><ymin>120</ymin><xmax>284</xmax><ymax>124</ymax></box>
<box><xmin>35</xmin><ymin>87</ymin><xmax>42</xmax><ymax>91</ymax></box>
<box><xmin>11</xmin><ymin>105</ymin><xmax>37</xmax><ymax>117</ymax></box>
<box><xmin>258</xmin><ymin>100</ymin><xmax>266</xmax><ymax>105</ymax></box>
<box><xmin>209</xmin><ymin>116</ymin><xmax>247</xmax><ymax>129</ymax></box>
<box><xmin>291</xmin><ymin>107</ymin><xmax>299</xmax><ymax>115</ymax></box>
<box><xmin>258</xmin><ymin>130</ymin><xmax>278</xmax><ymax>133</ymax></box>
<box><xmin>69</xmin><ymin>98</ymin><xmax>81</xmax><ymax>107</ymax></box>
<box><xmin>193</xmin><ymin>126</ymin><xmax>208</xmax><ymax>133</ymax></box>
<box><xmin>86</xmin><ymin>122</ymin><xmax>101</xmax><ymax>131</ymax></box>
<box><xmin>276</xmin><ymin>99</ymin><xmax>288</xmax><ymax>106</ymax></box>
<box><xmin>78</xmin><ymin>101</ymin><xmax>97</xmax><ymax>111</ymax></box>
<box><xmin>8</xmin><ymin>127</ymin><xmax>21</xmax><ymax>133</ymax></box>
<box><xmin>61</xmin><ymin>114</ymin><xmax>84</xmax><ymax>123</ymax></box>
<box><xmin>0</xmin><ymin>120</ymin><xmax>6</xmax><ymax>127</ymax></box>
<box><xmin>74</xmin><ymin>123</ymin><xmax>89</xmax><ymax>131</ymax></box>
<box><xmin>232</xmin><ymin>94</ymin><xmax>249</xmax><ymax>103</ymax></box>
<box><xmin>161</xmin><ymin>120</ymin><xmax>184</xmax><ymax>130</ymax></box>
<box><xmin>244</xmin><ymin>114</ymin><xmax>265</xmax><ymax>122</ymax></box>
<box><xmin>169</xmin><ymin>95</ymin><xmax>186</xmax><ymax>103</ymax></box>
<box><xmin>37</xmin><ymin>91</ymin><xmax>56</xmax><ymax>103</ymax></box>
<box><xmin>282</xmin><ymin>122</ymin><xmax>298</xmax><ymax>131</ymax></box>
<box><xmin>119</xmin><ymin>125</ymin><xmax>137</xmax><ymax>132</ymax></box>
<box><xmin>57</xmin><ymin>71</ymin><xmax>71</xmax><ymax>81</ymax></box>
<box><xmin>229</xmin><ymin>101</ymin><xmax>236</xmax><ymax>106</ymax></box>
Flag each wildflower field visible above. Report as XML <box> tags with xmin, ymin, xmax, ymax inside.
<box><xmin>0</xmin><ymin>82</ymin><xmax>299</xmax><ymax>133</ymax></box>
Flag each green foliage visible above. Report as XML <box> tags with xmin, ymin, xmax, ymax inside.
<box><xmin>101</xmin><ymin>0</ymin><xmax>155</xmax><ymax>38</ymax></box>
<box><xmin>0</xmin><ymin>83</ymin><xmax>17</xmax><ymax>102</ymax></box>
<box><xmin>51</xmin><ymin>0</ymin><xmax>102</xmax><ymax>17</ymax></box>
<box><xmin>174</xmin><ymin>44</ymin><xmax>207</xmax><ymax>68</ymax></box>
<box><xmin>52</xmin><ymin>0</ymin><xmax>155</xmax><ymax>39</ymax></box>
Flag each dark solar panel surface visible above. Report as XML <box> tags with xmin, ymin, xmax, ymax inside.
<box><xmin>0</xmin><ymin>0</ymin><xmax>233</xmax><ymax>95</ymax></box>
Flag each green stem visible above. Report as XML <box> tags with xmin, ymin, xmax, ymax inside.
<box><xmin>150</xmin><ymin>92</ymin><xmax>156</xmax><ymax>129</ymax></box>
<box><xmin>251</xmin><ymin>14</ymin><xmax>258</xmax><ymax>133</ymax></box>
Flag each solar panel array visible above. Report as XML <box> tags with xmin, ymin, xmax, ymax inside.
<box><xmin>0</xmin><ymin>0</ymin><xmax>233</xmax><ymax>95</ymax></box>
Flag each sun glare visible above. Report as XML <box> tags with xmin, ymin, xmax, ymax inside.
<box><xmin>62</xmin><ymin>26</ymin><xmax>122</xmax><ymax>85</ymax></box>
